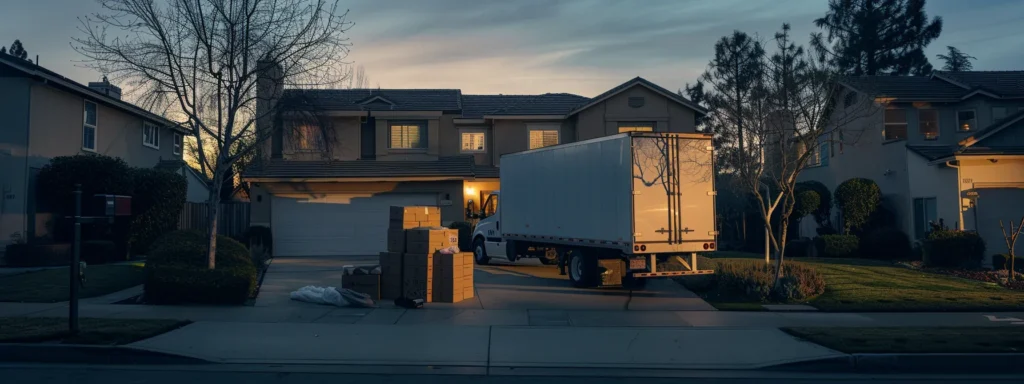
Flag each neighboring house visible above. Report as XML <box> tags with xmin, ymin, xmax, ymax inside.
<box><xmin>0</xmin><ymin>54</ymin><xmax>189</xmax><ymax>246</ymax></box>
<box><xmin>155</xmin><ymin>161</ymin><xmax>212</xmax><ymax>203</ymax></box>
<box><xmin>798</xmin><ymin>71</ymin><xmax>1024</xmax><ymax>264</ymax></box>
<box><xmin>244</xmin><ymin>69</ymin><xmax>706</xmax><ymax>256</ymax></box>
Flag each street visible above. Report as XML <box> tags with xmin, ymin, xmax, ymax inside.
<box><xmin>2</xmin><ymin>364</ymin><xmax>1022</xmax><ymax>383</ymax></box>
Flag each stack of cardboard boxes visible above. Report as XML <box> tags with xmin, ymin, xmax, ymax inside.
<box><xmin>378</xmin><ymin>206</ymin><xmax>475</xmax><ymax>303</ymax></box>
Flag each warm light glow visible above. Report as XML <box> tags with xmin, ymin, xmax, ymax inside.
<box><xmin>465</xmin><ymin>187</ymin><xmax>476</xmax><ymax>196</ymax></box>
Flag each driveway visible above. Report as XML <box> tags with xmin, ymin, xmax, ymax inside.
<box><xmin>256</xmin><ymin>256</ymin><xmax>713</xmax><ymax>311</ymax></box>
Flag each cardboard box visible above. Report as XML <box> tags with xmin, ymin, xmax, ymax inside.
<box><xmin>434</xmin><ymin>289</ymin><xmax>464</xmax><ymax>303</ymax></box>
<box><xmin>405</xmin><ymin>229</ymin><xmax>458</xmax><ymax>253</ymax></box>
<box><xmin>379</xmin><ymin>252</ymin><xmax>403</xmax><ymax>276</ymax></box>
<box><xmin>386</xmin><ymin>229</ymin><xmax>407</xmax><ymax>252</ymax></box>
<box><xmin>390</xmin><ymin>206</ymin><xmax>440</xmax><ymax>221</ymax></box>
<box><xmin>402</xmin><ymin>253</ymin><xmax>434</xmax><ymax>268</ymax></box>
<box><xmin>342</xmin><ymin>274</ymin><xmax>380</xmax><ymax>301</ymax></box>
<box><xmin>401</xmin><ymin>274</ymin><xmax>433</xmax><ymax>302</ymax></box>
<box><xmin>463</xmin><ymin>286</ymin><xmax>475</xmax><ymax>299</ymax></box>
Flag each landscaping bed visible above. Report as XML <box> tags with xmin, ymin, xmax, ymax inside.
<box><xmin>897</xmin><ymin>260</ymin><xmax>1024</xmax><ymax>291</ymax></box>
<box><xmin>783</xmin><ymin>326</ymin><xmax>1024</xmax><ymax>353</ymax></box>
<box><xmin>0</xmin><ymin>317</ymin><xmax>189</xmax><ymax>345</ymax></box>
<box><xmin>0</xmin><ymin>263</ymin><xmax>145</xmax><ymax>303</ymax></box>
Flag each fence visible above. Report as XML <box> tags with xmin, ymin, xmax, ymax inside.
<box><xmin>178</xmin><ymin>202</ymin><xmax>251</xmax><ymax>239</ymax></box>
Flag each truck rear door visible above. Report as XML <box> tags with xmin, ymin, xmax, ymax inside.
<box><xmin>631</xmin><ymin>133</ymin><xmax>716</xmax><ymax>253</ymax></box>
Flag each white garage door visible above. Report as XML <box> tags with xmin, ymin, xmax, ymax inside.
<box><xmin>272</xmin><ymin>193</ymin><xmax>438</xmax><ymax>256</ymax></box>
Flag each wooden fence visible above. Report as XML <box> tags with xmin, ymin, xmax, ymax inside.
<box><xmin>178</xmin><ymin>202</ymin><xmax>251</xmax><ymax>238</ymax></box>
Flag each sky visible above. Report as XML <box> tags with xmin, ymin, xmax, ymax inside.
<box><xmin>2</xmin><ymin>0</ymin><xmax>1022</xmax><ymax>97</ymax></box>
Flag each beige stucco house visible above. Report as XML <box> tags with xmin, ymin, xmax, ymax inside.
<box><xmin>0</xmin><ymin>54</ymin><xmax>190</xmax><ymax>247</ymax></box>
<box><xmin>798</xmin><ymin>71</ymin><xmax>1024</xmax><ymax>263</ymax></box>
<box><xmin>244</xmin><ymin>74</ymin><xmax>706</xmax><ymax>256</ymax></box>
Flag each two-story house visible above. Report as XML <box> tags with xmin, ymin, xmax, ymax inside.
<box><xmin>244</xmin><ymin>67</ymin><xmax>706</xmax><ymax>256</ymax></box>
<box><xmin>799</xmin><ymin>71</ymin><xmax>1024</xmax><ymax>263</ymax></box>
<box><xmin>0</xmin><ymin>54</ymin><xmax>193</xmax><ymax>247</ymax></box>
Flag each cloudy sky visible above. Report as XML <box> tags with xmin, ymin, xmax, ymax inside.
<box><xmin>2</xmin><ymin>0</ymin><xmax>1022</xmax><ymax>97</ymax></box>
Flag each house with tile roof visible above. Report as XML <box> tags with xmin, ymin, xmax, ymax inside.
<box><xmin>243</xmin><ymin>74</ymin><xmax>706</xmax><ymax>256</ymax></box>
<box><xmin>797</xmin><ymin>70</ymin><xmax>1024</xmax><ymax>264</ymax></box>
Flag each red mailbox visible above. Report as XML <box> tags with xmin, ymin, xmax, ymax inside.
<box><xmin>94</xmin><ymin>195</ymin><xmax>132</xmax><ymax>217</ymax></box>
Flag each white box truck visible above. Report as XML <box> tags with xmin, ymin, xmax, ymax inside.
<box><xmin>470</xmin><ymin>132</ymin><xmax>716</xmax><ymax>288</ymax></box>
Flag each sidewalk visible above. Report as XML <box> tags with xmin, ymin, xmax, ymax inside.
<box><xmin>126</xmin><ymin>321</ymin><xmax>845</xmax><ymax>369</ymax></box>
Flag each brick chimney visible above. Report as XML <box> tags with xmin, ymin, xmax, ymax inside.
<box><xmin>256</xmin><ymin>57</ymin><xmax>284</xmax><ymax>159</ymax></box>
<box><xmin>88</xmin><ymin>75</ymin><xmax>122</xmax><ymax>100</ymax></box>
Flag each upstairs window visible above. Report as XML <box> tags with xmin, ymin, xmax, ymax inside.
<box><xmin>957</xmin><ymin>110</ymin><xmax>976</xmax><ymax>132</ymax></box>
<box><xmin>389</xmin><ymin>121</ymin><xmax>427</xmax><ymax>149</ymax></box>
<box><xmin>294</xmin><ymin>125</ymin><xmax>325</xmax><ymax>151</ymax></box>
<box><xmin>919</xmin><ymin>109</ymin><xmax>939</xmax><ymax>140</ymax></box>
<box><xmin>883</xmin><ymin>108</ymin><xmax>907</xmax><ymax>141</ymax></box>
<box><xmin>460</xmin><ymin>130</ymin><xmax>486</xmax><ymax>153</ymax></box>
<box><xmin>528</xmin><ymin>125</ymin><xmax>559</xmax><ymax>149</ymax></box>
<box><xmin>173</xmin><ymin>133</ymin><xmax>183</xmax><ymax>155</ymax></box>
<box><xmin>83</xmin><ymin>101</ymin><xmax>97</xmax><ymax>151</ymax></box>
<box><xmin>143</xmin><ymin>122</ymin><xmax>160</xmax><ymax>149</ymax></box>
<box><xmin>617</xmin><ymin>122</ymin><xmax>655</xmax><ymax>133</ymax></box>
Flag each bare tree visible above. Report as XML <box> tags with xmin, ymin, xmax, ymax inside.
<box><xmin>74</xmin><ymin>0</ymin><xmax>353</xmax><ymax>268</ymax></box>
<box><xmin>728</xmin><ymin>24</ymin><xmax>874</xmax><ymax>289</ymax></box>
<box><xmin>999</xmin><ymin>217</ymin><xmax>1024</xmax><ymax>283</ymax></box>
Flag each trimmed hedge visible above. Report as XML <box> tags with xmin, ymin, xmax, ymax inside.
<box><xmin>447</xmin><ymin>221</ymin><xmax>475</xmax><ymax>251</ymax></box>
<box><xmin>714</xmin><ymin>261</ymin><xmax>826</xmax><ymax>302</ymax></box>
<box><xmin>834</xmin><ymin>178</ymin><xmax>881</xmax><ymax>232</ymax></box>
<box><xmin>814</xmin><ymin>234</ymin><xmax>860</xmax><ymax>258</ymax></box>
<box><xmin>129</xmin><ymin>168</ymin><xmax>187</xmax><ymax>255</ymax></box>
<box><xmin>860</xmin><ymin>227</ymin><xmax>912</xmax><ymax>260</ymax></box>
<box><xmin>144</xmin><ymin>230</ymin><xmax>256</xmax><ymax>305</ymax></box>
<box><xmin>923</xmin><ymin>230</ymin><xmax>986</xmax><ymax>268</ymax></box>
<box><xmin>35</xmin><ymin>154</ymin><xmax>134</xmax><ymax>242</ymax></box>
<box><xmin>796</xmin><ymin>181</ymin><xmax>832</xmax><ymax>227</ymax></box>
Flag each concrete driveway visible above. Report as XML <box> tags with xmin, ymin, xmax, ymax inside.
<box><xmin>255</xmin><ymin>256</ymin><xmax>713</xmax><ymax>311</ymax></box>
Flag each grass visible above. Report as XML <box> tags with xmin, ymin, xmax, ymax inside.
<box><xmin>783</xmin><ymin>327</ymin><xmax>1024</xmax><ymax>353</ymax></box>
<box><xmin>0</xmin><ymin>263</ymin><xmax>145</xmax><ymax>303</ymax></box>
<box><xmin>695</xmin><ymin>251</ymin><xmax>1024</xmax><ymax>311</ymax></box>
<box><xmin>0</xmin><ymin>317</ymin><xmax>189</xmax><ymax>345</ymax></box>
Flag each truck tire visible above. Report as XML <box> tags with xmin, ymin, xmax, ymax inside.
<box><xmin>473</xmin><ymin>238</ymin><xmax>490</xmax><ymax>265</ymax></box>
<box><xmin>538</xmin><ymin>248</ymin><xmax>558</xmax><ymax>265</ymax></box>
<box><xmin>567</xmin><ymin>249</ymin><xmax>599</xmax><ymax>288</ymax></box>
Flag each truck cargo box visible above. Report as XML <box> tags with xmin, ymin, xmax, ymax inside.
<box><xmin>500</xmin><ymin>132</ymin><xmax>716</xmax><ymax>254</ymax></box>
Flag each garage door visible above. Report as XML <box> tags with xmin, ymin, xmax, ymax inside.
<box><xmin>973</xmin><ymin>188</ymin><xmax>1024</xmax><ymax>257</ymax></box>
<box><xmin>272</xmin><ymin>193</ymin><xmax>438</xmax><ymax>256</ymax></box>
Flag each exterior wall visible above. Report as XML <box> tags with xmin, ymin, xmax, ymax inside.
<box><xmin>979</xmin><ymin>119</ymin><xmax>1024</xmax><ymax>145</ymax></box>
<box><xmin>0</xmin><ymin>76</ymin><xmax>33</xmax><ymax>246</ymax></box>
<box><xmin>184</xmin><ymin>168</ymin><xmax>210</xmax><ymax>203</ymax></box>
<box><xmin>906</xmin><ymin>152</ymin><xmax>960</xmax><ymax>239</ymax></box>
<box><xmin>575</xmin><ymin>85</ymin><xmax>697</xmax><ymax>141</ymax></box>
<box><xmin>28</xmin><ymin>84</ymin><xmax>180</xmax><ymax>166</ymax></box>
<box><xmin>899</xmin><ymin>99</ymin><xmax>1024</xmax><ymax>146</ymax></box>
<box><xmin>490</xmin><ymin>119</ymin><xmax>569</xmax><ymax>166</ymax></box>
<box><xmin>250</xmin><ymin>180</ymin><xmax>465</xmax><ymax>227</ymax></box>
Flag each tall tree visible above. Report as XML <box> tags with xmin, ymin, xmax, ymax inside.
<box><xmin>937</xmin><ymin>46</ymin><xmax>976</xmax><ymax>71</ymax></box>
<box><xmin>2</xmin><ymin>39</ymin><xmax>30</xmax><ymax>62</ymax></box>
<box><xmin>812</xmin><ymin>0</ymin><xmax>943</xmax><ymax>76</ymax></box>
<box><xmin>75</xmin><ymin>0</ymin><xmax>353</xmax><ymax>268</ymax></box>
<box><xmin>701</xmin><ymin>31</ymin><xmax>765</xmax><ymax>172</ymax></box>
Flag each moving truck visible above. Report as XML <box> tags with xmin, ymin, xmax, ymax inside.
<box><xmin>470</xmin><ymin>132</ymin><xmax>717</xmax><ymax>288</ymax></box>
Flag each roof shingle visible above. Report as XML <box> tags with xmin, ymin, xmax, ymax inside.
<box><xmin>460</xmin><ymin>93</ymin><xmax>589</xmax><ymax>118</ymax></box>
<box><xmin>282</xmin><ymin>89</ymin><xmax>463</xmax><ymax>111</ymax></box>
<box><xmin>843</xmin><ymin>76</ymin><xmax>967</xmax><ymax>101</ymax></box>
<box><xmin>934</xmin><ymin>71</ymin><xmax>1024</xmax><ymax>97</ymax></box>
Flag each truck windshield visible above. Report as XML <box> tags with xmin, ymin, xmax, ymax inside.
<box><xmin>482</xmin><ymin>194</ymin><xmax>499</xmax><ymax>218</ymax></box>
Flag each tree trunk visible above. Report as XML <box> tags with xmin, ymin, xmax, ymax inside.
<box><xmin>773</xmin><ymin>221</ymin><xmax>789</xmax><ymax>291</ymax></box>
<box><xmin>206</xmin><ymin>168</ymin><xmax>225</xmax><ymax>270</ymax></box>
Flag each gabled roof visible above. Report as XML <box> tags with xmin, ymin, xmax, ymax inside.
<box><xmin>907</xmin><ymin>145</ymin><xmax>957</xmax><ymax>161</ymax></box>
<box><xmin>842</xmin><ymin>75</ymin><xmax>966</xmax><ymax>102</ymax></box>
<box><xmin>282</xmin><ymin>88</ymin><xmax>462</xmax><ymax>111</ymax></box>
<box><xmin>958</xmin><ymin>108</ymin><xmax>1024</xmax><ymax>147</ymax></box>
<box><xmin>0</xmin><ymin>53</ymin><xmax>183</xmax><ymax>132</ymax></box>
<box><xmin>243</xmin><ymin>156</ymin><xmax>500</xmax><ymax>180</ymax></box>
<box><xmin>460</xmin><ymin>93</ymin><xmax>589</xmax><ymax>118</ymax></box>
<box><xmin>568</xmin><ymin>77</ymin><xmax>707</xmax><ymax>116</ymax></box>
<box><xmin>932</xmin><ymin>71</ymin><xmax>1024</xmax><ymax>98</ymax></box>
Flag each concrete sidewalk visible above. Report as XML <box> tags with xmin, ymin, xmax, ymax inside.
<box><xmin>127</xmin><ymin>321</ymin><xmax>844</xmax><ymax>369</ymax></box>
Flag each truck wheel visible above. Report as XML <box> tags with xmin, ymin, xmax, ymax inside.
<box><xmin>538</xmin><ymin>248</ymin><xmax>558</xmax><ymax>265</ymax></box>
<box><xmin>568</xmin><ymin>249</ymin><xmax>598</xmax><ymax>288</ymax></box>
<box><xmin>473</xmin><ymin>238</ymin><xmax>490</xmax><ymax>265</ymax></box>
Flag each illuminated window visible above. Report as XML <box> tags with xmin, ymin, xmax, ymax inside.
<box><xmin>617</xmin><ymin>122</ymin><xmax>655</xmax><ymax>133</ymax></box>
<box><xmin>528</xmin><ymin>125</ymin><xmax>559</xmax><ymax>149</ymax></box>
<box><xmin>957</xmin><ymin>110</ymin><xmax>976</xmax><ymax>132</ymax></box>
<box><xmin>460</xmin><ymin>131</ymin><xmax>485</xmax><ymax>153</ymax></box>
<box><xmin>389</xmin><ymin>121</ymin><xmax>426</xmax><ymax>149</ymax></box>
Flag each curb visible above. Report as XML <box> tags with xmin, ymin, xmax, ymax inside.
<box><xmin>769</xmin><ymin>353</ymin><xmax>1024</xmax><ymax>373</ymax></box>
<box><xmin>0</xmin><ymin>344</ymin><xmax>211</xmax><ymax>365</ymax></box>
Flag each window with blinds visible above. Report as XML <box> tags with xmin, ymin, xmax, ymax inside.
<box><xmin>389</xmin><ymin>122</ymin><xmax>427</xmax><ymax>149</ymax></box>
<box><xmin>617</xmin><ymin>122</ymin><xmax>655</xmax><ymax>133</ymax></box>
<box><xmin>460</xmin><ymin>131</ymin><xmax>485</xmax><ymax>153</ymax></box>
<box><xmin>528</xmin><ymin>129</ymin><xmax>559</xmax><ymax>149</ymax></box>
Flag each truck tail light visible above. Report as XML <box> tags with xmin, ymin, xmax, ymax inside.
<box><xmin>709</xmin><ymin>242</ymin><xmax>716</xmax><ymax>250</ymax></box>
<box><xmin>702</xmin><ymin>243</ymin><xmax>709</xmax><ymax>250</ymax></box>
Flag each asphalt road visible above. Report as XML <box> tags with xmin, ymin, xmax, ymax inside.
<box><xmin>2</xmin><ymin>364</ymin><xmax>1022</xmax><ymax>383</ymax></box>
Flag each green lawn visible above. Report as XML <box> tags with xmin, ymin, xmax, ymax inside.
<box><xmin>783</xmin><ymin>327</ymin><xmax>1024</xmax><ymax>353</ymax></box>
<box><xmin>0</xmin><ymin>263</ymin><xmax>145</xmax><ymax>303</ymax></box>
<box><xmin>0</xmin><ymin>317</ymin><xmax>188</xmax><ymax>345</ymax></box>
<box><xmin>696</xmin><ymin>252</ymin><xmax>1024</xmax><ymax>311</ymax></box>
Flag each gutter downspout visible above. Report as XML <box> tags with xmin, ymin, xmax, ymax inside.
<box><xmin>946</xmin><ymin>160</ymin><xmax>965</xmax><ymax>230</ymax></box>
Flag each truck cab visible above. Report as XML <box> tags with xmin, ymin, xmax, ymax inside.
<box><xmin>470</xmin><ymin>191</ymin><xmax>558</xmax><ymax>265</ymax></box>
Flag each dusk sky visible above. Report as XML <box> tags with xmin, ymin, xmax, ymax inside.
<box><xmin>2</xmin><ymin>0</ymin><xmax>1022</xmax><ymax>97</ymax></box>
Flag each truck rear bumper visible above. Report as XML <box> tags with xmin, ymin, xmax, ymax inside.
<box><xmin>631</xmin><ymin>269</ymin><xmax>715</xmax><ymax>278</ymax></box>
